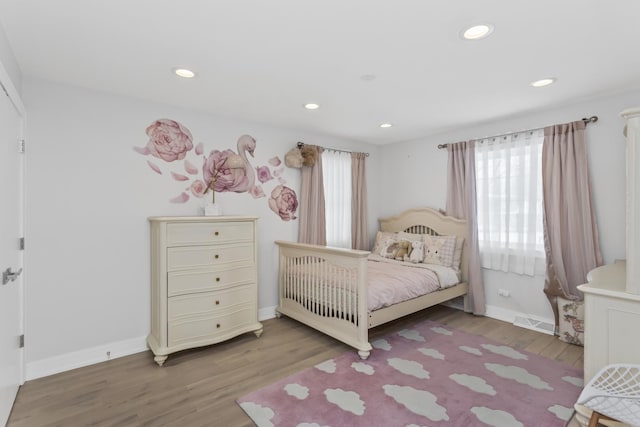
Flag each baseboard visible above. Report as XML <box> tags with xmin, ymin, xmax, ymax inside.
<box><xmin>26</xmin><ymin>336</ymin><xmax>148</xmax><ymax>381</ymax></box>
<box><xmin>259</xmin><ymin>305</ymin><xmax>277</xmax><ymax>321</ymax></box>
<box><xmin>26</xmin><ymin>305</ymin><xmax>280</xmax><ymax>381</ymax></box>
<box><xmin>485</xmin><ymin>304</ymin><xmax>555</xmax><ymax>336</ymax></box>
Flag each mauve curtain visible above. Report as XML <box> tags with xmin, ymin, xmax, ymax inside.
<box><xmin>542</xmin><ymin>120</ymin><xmax>602</xmax><ymax>330</ymax></box>
<box><xmin>351</xmin><ymin>152</ymin><xmax>369</xmax><ymax>250</ymax></box>
<box><xmin>298</xmin><ymin>145</ymin><xmax>327</xmax><ymax>245</ymax></box>
<box><xmin>446</xmin><ymin>140</ymin><xmax>486</xmax><ymax>315</ymax></box>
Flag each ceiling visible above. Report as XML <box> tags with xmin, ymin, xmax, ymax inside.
<box><xmin>1</xmin><ymin>0</ymin><xmax>640</xmax><ymax>145</ymax></box>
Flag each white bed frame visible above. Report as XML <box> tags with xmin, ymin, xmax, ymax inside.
<box><xmin>275</xmin><ymin>207</ymin><xmax>469</xmax><ymax>359</ymax></box>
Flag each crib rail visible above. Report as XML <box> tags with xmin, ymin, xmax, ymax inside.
<box><xmin>275</xmin><ymin>241</ymin><xmax>372</xmax><ymax>358</ymax></box>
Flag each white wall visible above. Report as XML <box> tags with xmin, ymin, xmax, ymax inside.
<box><xmin>22</xmin><ymin>77</ymin><xmax>380</xmax><ymax>377</ymax></box>
<box><xmin>0</xmin><ymin>24</ymin><xmax>21</xmax><ymax>94</ymax></box>
<box><xmin>378</xmin><ymin>90</ymin><xmax>637</xmax><ymax>323</ymax></box>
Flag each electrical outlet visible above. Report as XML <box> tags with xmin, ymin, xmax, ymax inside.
<box><xmin>106</xmin><ymin>351</ymin><xmax>111</xmax><ymax>360</ymax></box>
<box><xmin>497</xmin><ymin>288</ymin><xmax>511</xmax><ymax>297</ymax></box>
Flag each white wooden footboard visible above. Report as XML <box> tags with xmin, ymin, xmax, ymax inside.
<box><xmin>275</xmin><ymin>241</ymin><xmax>373</xmax><ymax>359</ymax></box>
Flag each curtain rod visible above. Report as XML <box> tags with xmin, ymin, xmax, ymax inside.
<box><xmin>436</xmin><ymin>115</ymin><xmax>598</xmax><ymax>149</ymax></box>
<box><xmin>297</xmin><ymin>141</ymin><xmax>370</xmax><ymax>157</ymax></box>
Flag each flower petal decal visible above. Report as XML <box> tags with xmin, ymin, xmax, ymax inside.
<box><xmin>169</xmin><ymin>192</ymin><xmax>190</xmax><ymax>203</ymax></box>
<box><xmin>133</xmin><ymin>146</ymin><xmax>150</xmax><ymax>155</ymax></box>
<box><xmin>268</xmin><ymin>156</ymin><xmax>281</xmax><ymax>166</ymax></box>
<box><xmin>147</xmin><ymin>160</ymin><xmax>162</xmax><ymax>174</ymax></box>
<box><xmin>195</xmin><ymin>142</ymin><xmax>204</xmax><ymax>155</ymax></box>
<box><xmin>184</xmin><ymin>159</ymin><xmax>199</xmax><ymax>175</ymax></box>
<box><xmin>171</xmin><ymin>172</ymin><xmax>189</xmax><ymax>181</ymax></box>
<box><xmin>190</xmin><ymin>180</ymin><xmax>207</xmax><ymax>198</ymax></box>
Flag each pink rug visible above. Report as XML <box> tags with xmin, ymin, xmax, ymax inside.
<box><xmin>238</xmin><ymin>320</ymin><xmax>583</xmax><ymax>426</ymax></box>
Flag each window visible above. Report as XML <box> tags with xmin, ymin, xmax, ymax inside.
<box><xmin>475</xmin><ymin>129</ymin><xmax>545</xmax><ymax>276</ymax></box>
<box><xmin>322</xmin><ymin>150</ymin><xmax>352</xmax><ymax>248</ymax></box>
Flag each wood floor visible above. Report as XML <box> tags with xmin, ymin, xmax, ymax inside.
<box><xmin>7</xmin><ymin>306</ymin><xmax>583</xmax><ymax>427</ymax></box>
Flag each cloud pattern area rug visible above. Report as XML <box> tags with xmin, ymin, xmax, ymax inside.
<box><xmin>237</xmin><ymin>320</ymin><xmax>584</xmax><ymax>427</ymax></box>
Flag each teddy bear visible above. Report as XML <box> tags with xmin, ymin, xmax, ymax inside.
<box><xmin>300</xmin><ymin>145</ymin><xmax>317</xmax><ymax>167</ymax></box>
<box><xmin>409</xmin><ymin>241</ymin><xmax>425</xmax><ymax>263</ymax></box>
<box><xmin>380</xmin><ymin>239</ymin><xmax>400</xmax><ymax>259</ymax></box>
<box><xmin>395</xmin><ymin>240</ymin><xmax>412</xmax><ymax>261</ymax></box>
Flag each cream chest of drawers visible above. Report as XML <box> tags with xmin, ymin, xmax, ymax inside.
<box><xmin>147</xmin><ymin>216</ymin><xmax>262</xmax><ymax>366</ymax></box>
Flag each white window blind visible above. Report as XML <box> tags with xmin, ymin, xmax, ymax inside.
<box><xmin>475</xmin><ymin>129</ymin><xmax>545</xmax><ymax>276</ymax></box>
<box><xmin>322</xmin><ymin>150</ymin><xmax>352</xmax><ymax>248</ymax></box>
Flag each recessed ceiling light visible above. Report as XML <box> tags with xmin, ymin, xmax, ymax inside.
<box><xmin>174</xmin><ymin>68</ymin><xmax>195</xmax><ymax>78</ymax></box>
<box><xmin>304</xmin><ymin>103</ymin><xmax>320</xmax><ymax>110</ymax></box>
<box><xmin>380</xmin><ymin>123</ymin><xmax>393</xmax><ymax>128</ymax></box>
<box><xmin>530</xmin><ymin>78</ymin><xmax>557</xmax><ymax>88</ymax></box>
<box><xmin>462</xmin><ymin>24</ymin><xmax>494</xmax><ymax>40</ymax></box>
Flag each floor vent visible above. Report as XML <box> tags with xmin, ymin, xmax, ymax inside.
<box><xmin>513</xmin><ymin>316</ymin><xmax>555</xmax><ymax>336</ymax></box>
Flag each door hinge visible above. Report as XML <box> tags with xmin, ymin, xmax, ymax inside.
<box><xmin>18</xmin><ymin>139</ymin><xmax>25</xmax><ymax>153</ymax></box>
<box><xmin>19</xmin><ymin>237</ymin><xmax>24</xmax><ymax>250</ymax></box>
<box><xmin>19</xmin><ymin>334</ymin><xmax>24</xmax><ymax>348</ymax></box>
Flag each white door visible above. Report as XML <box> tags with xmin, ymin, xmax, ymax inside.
<box><xmin>0</xmin><ymin>82</ymin><xmax>23</xmax><ymax>426</ymax></box>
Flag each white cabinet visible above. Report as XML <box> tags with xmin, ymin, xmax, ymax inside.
<box><xmin>147</xmin><ymin>216</ymin><xmax>262</xmax><ymax>366</ymax></box>
<box><xmin>578</xmin><ymin>108</ymin><xmax>640</xmax><ymax>383</ymax></box>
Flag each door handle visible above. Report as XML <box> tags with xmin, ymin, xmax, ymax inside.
<box><xmin>2</xmin><ymin>267</ymin><xmax>22</xmax><ymax>285</ymax></box>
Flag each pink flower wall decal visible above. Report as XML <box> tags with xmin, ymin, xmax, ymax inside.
<box><xmin>184</xmin><ymin>159</ymin><xmax>199</xmax><ymax>175</ymax></box>
<box><xmin>171</xmin><ymin>172</ymin><xmax>189</xmax><ymax>181</ymax></box>
<box><xmin>256</xmin><ymin>165</ymin><xmax>273</xmax><ymax>183</ymax></box>
<box><xmin>169</xmin><ymin>192</ymin><xmax>190</xmax><ymax>203</ymax></box>
<box><xmin>147</xmin><ymin>160</ymin><xmax>162</xmax><ymax>174</ymax></box>
<box><xmin>268</xmin><ymin>156</ymin><xmax>281</xmax><ymax>167</ymax></box>
<box><xmin>269</xmin><ymin>185</ymin><xmax>298</xmax><ymax>221</ymax></box>
<box><xmin>203</xmin><ymin>149</ymin><xmax>249</xmax><ymax>193</ymax></box>
<box><xmin>190</xmin><ymin>180</ymin><xmax>207</xmax><ymax>198</ymax></box>
<box><xmin>145</xmin><ymin>119</ymin><xmax>193</xmax><ymax>162</ymax></box>
<box><xmin>249</xmin><ymin>185</ymin><xmax>265</xmax><ymax>199</ymax></box>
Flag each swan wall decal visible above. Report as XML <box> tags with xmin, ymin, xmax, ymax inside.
<box><xmin>203</xmin><ymin>134</ymin><xmax>259</xmax><ymax>196</ymax></box>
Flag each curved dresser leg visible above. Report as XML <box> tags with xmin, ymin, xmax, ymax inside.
<box><xmin>154</xmin><ymin>355</ymin><xmax>168</xmax><ymax>366</ymax></box>
<box><xmin>254</xmin><ymin>327</ymin><xmax>264</xmax><ymax>338</ymax></box>
<box><xmin>357</xmin><ymin>350</ymin><xmax>370</xmax><ymax>360</ymax></box>
<box><xmin>275</xmin><ymin>311</ymin><xmax>282</xmax><ymax>318</ymax></box>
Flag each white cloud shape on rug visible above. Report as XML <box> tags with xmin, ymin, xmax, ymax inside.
<box><xmin>398</xmin><ymin>329</ymin><xmax>425</xmax><ymax>342</ymax></box>
<box><xmin>418</xmin><ymin>348</ymin><xmax>445</xmax><ymax>360</ymax></box>
<box><xmin>405</xmin><ymin>425</ymin><xmax>428</xmax><ymax>427</ymax></box>
<box><xmin>324</xmin><ymin>388</ymin><xmax>365</xmax><ymax>415</ymax></box>
<box><xmin>372</xmin><ymin>339</ymin><xmax>392</xmax><ymax>351</ymax></box>
<box><xmin>351</xmin><ymin>362</ymin><xmax>375</xmax><ymax>375</ymax></box>
<box><xmin>315</xmin><ymin>359</ymin><xmax>337</xmax><ymax>374</ymax></box>
<box><xmin>239</xmin><ymin>402</ymin><xmax>275</xmax><ymax>427</ymax></box>
<box><xmin>562</xmin><ymin>376</ymin><xmax>583</xmax><ymax>388</ymax></box>
<box><xmin>297</xmin><ymin>423</ymin><xmax>330</xmax><ymax>427</ymax></box>
<box><xmin>459</xmin><ymin>346</ymin><xmax>482</xmax><ymax>356</ymax></box>
<box><xmin>471</xmin><ymin>407</ymin><xmax>523</xmax><ymax>427</ymax></box>
<box><xmin>548</xmin><ymin>404</ymin><xmax>573</xmax><ymax>420</ymax></box>
<box><xmin>449</xmin><ymin>373</ymin><xmax>497</xmax><ymax>395</ymax></box>
<box><xmin>430</xmin><ymin>326</ymin><xmax>453</xmax><ymax>336</ymax></box>
<box><xmin>284</xmin><ymin>383</ymin><xmax>309</xmax><ymax>400</ymax></box>
<box><xmin>388</xmin><ymin>358</ymin><xmax>430</xmax><ymax>379</ymax></box>
<box><xmin>481</xmin><ymin>344</ymin><xmax>528</xmax><ymax>360</ymax></box>
<box><xmin>484</xmin><ymin>363</ymin><xmax>553</xmax><ymax>391</ymax></box>
<box><xmin>383</xmin><ymin>385</ymin><xmax>449</xmax><ymax>421</ymax></box>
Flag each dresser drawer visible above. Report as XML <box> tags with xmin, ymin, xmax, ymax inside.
<box><xmin>168</xmin><ymin>265</ymin><xmax>256</xmax><ymax>297</ymax></box>
<box><xmin>168</xmin><ymin>302</ymin><xmax>256</xmax><ymax>347</ymax></box>
<box><xmin>168</xmin><ymin>285</ymin><xmax>255</xmax><ymax>318</ymax></box>
<box><xmin>166</xmin><ymin>221</ymin><xmax>253</xmax><ymax>246</ymax></box>
<box><xmin>167</xmin><ymin>243</ymin><xmax>253</xmax><ymax>271</ymax></box>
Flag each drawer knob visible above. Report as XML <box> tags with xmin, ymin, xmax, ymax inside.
<box><xmin>216</xmin><ymin>277</ymin><xmax>220</xmax><ymax>282</ymax></box>
<box><xmin>216</xmin><ymin>323</ymin><xmax>221</xmax><ymax>329</ymax></box>
<box><xmin>215</xmin><ymin>300</ymin><xmax>220</xmax><ymax>305</ymax></box>
<box><xmin>214</xmin><ymin>254</ymin><xmax>219</xmax><ymax>259</ymax></box>
<box><xmin>214</xmin><ymin>231</ymin><xmax>219</xmax><ymax>236</ymax></box>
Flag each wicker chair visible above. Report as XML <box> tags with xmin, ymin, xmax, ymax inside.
<box><xmin>576</xmin><ymin>364</ymin><xmax>640</xmax><ymax>427</ymax></box>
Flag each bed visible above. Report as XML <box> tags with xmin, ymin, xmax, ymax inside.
<box><xmin>275</xmin><ymin>207</ymin><xmax>469</xmax><ymax>359</ymax></box>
